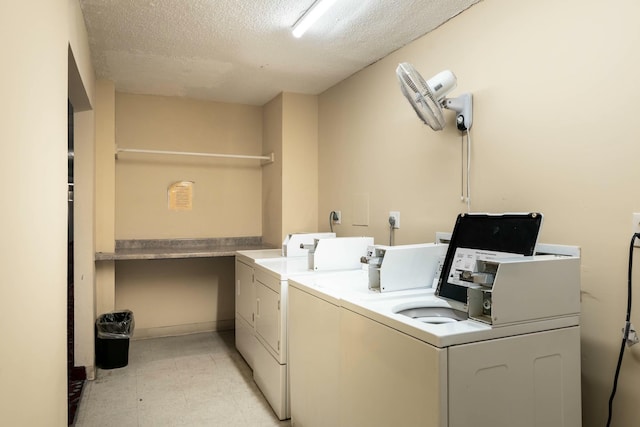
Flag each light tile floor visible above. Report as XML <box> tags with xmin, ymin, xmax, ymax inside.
<box><xmin>75</xmin><ymin>331</ymin><xmax>291</xmax><ymax>427</ymax></box>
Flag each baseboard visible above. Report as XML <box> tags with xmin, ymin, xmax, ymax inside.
<box><xmin>132</xmin><ymin>319</ymin><xmax>235</xmax><ymax>340</ymax></box>
<box><xmin>85</xmin><ymin>365</ymin><xmax>96</xmax><ymax>380</ymax></box>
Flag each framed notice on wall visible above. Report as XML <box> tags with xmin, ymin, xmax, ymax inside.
<box><xmin>167</xmin><ymin>181</ymin><xmax>194</xmax><ymax>211</ymax></box>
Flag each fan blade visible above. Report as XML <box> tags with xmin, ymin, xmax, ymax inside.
<box><xmin>396</xmin><ymin>63</ymin><xmax>446</xmax><ymax>130</ymax></box>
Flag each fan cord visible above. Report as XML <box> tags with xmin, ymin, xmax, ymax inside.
<box><xmin>606</xmin><ymin>233</ymin><xmax>639</xmax><ymax>427</ymax></box>
<box><xmin>466</xmin><ymin>129</ymin><xmax>471</xmax><ymax>212</ymax></box>
<box><xmin>461</xmin><ymin>129</ymin><xmax>471</xmax><ymax>212</ymax></box>
<box><xmin>461</xmin><ymin>133</ymin><xmax>464</xmax><ymax>203</ymax></box>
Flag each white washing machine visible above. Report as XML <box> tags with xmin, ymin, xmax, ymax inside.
<box><xmin>337</xmin><ymin>254</ymin><xmax>582</xmax><ymax>427</ymax></box>
<box><xmin>288</xmin><ymin>213</ymin><xmax>582</xmax><ymax>427</ymax></box>
<box><xmin>288</xmin><ymin>270</ymin><xmax>434</xmax><ymax>427</ymax></box>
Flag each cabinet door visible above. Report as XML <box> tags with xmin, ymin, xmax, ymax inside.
<box><xmin>235</xmin><ymin>258</ymin><xmax>255</xmax><ymax>326</ymax></box>
<box><xmin>255</xmin><ymin>279</ymin><xmax>281</xmax><ymax>359</ymax></box>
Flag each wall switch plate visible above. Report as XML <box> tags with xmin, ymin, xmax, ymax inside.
<box><xmin>333</xmin><ymin>210</ymin><xmax>342</xmax><ymax>224</ymax></box>
<box><xmin>353</xmin><ymin>193</ymin><xmax>369</xmax><ymax>226</ymax></box>
<box><xmin>389</xmin><ymin>211</ymin><xmax>400</xmax><ymax>229</ymax></box>
<box><xmin>633</xmin><ymin>213</ymin><xmax>640</xmax><ymax>247</ymax></box>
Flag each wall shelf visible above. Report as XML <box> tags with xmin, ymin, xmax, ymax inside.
<box><xmin>115</xmin><ymin>147</ymin><xmax>275</xmax><ymax>165</ymax></box>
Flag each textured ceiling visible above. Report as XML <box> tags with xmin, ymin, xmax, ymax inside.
<box><xmin>79</xmin><ymin>0</ymin><xmax>480</xmax><ymax>106</ymax></box>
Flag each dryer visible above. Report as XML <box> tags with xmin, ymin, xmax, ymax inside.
<box><xmin>236</xmin><ymin>236</ymin><xmax>373</xmax><ymax>420</ymax></box>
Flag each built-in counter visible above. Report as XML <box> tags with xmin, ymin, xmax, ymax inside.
<box><xmin>95</xmin><ymin>237</ymin><xmax>273</xmax><ymax>261</ymax></box>
<box><xmin>94</xmin><ymin>237</ymin><xmax>274</xmax><ymax>339</ymax></box>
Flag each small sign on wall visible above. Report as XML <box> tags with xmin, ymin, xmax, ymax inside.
<box><xmin>168</xmin><ymin>181</ymin><xmax>194</xmax><ymax>211</ymax></box>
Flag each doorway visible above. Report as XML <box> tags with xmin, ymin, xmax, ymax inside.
<box><xmin>67</xmin><ymin>99</ymin><xmax>85</xmax><ymax>425</ymax></box>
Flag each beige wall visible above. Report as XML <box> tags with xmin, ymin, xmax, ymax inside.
<box><xmin>115</xmin><ymin>258</ymin><xmax>235</xmax><ymax>338</ymax></box>
<box><xmin>263</xmin><ymin>92</ymin><xmax>320</xmax><ymax>246</ymax></box>
<box><xmin>115</xmin><ymin>93</ymin><xmax>263</xmax><ymax>239</ymax></box>
<box><xmin>282</xmin><ymin>93</ymin><xmax>319</xmax><ymax>237</ymax></box>
<box><xmin>68</xmin><ymin>0</ymin><xmax>97</xmax><ymax>379</ymax></box>
<box><xmin>68</xmin><ymin>0</ymin><xmax>98</xmax><ymax>378</ymax></box>
<box><xmin>95</xmin><ymin>80</ymin><xmax>117</xmax><ymax>317</ymax></box>
<box><xmin>111</xmin><ymin>94</ymin><xmax>262</xmax><ymax>336</ymax></box>
<box><xmin>68</xmin><ymin>0</ymin><xmax>94</xmax><ymax>110</ymax></box>
<box><xmin>110</xmin><ymin>91</ymin><xmax>318</xmax><ymax>337</ymax></box>
<box><xmin>73</xmin><ymin>109</ymin><xmax>97</xmax><ymax>375</ymax></box>
<box><xmin>0</xmin><ymin>0</ymin><xmax>95</xmax><ymax>424</ymax></box>
<box><xmin>318</xmin><ymin>1</ymin><xmax>640</xmax><ymax>426</ymax></box>
<box><xmin>95</xmin><ymin>81</ymin><xmax>116</xmax><ymax>252</ymax></box>
<box><xmin>262</xmin><ymin>94</ymin><xmax>284</xmax><ymax>246</ymax></box>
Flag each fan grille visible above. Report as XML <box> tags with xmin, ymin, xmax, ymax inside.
<box><xmin>396</xmin><ymin>63</ymin><xmax>445</xmax><ymax>130</ymax></box>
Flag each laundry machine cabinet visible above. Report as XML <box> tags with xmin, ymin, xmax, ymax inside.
<box><xmin>252</xmin><ymin>264</ymin><xmax>290</xmax><ymax>420</ymax></box>
<box><xmin>338</xmin><ymin>305</ymin><xmax>581</xmax><ymax>427</ymax></box>
<box><xmin>288</xmin><ymin>284</ymin><xmax>341</xmax><ymax>427</ymax></box>
<box><xmin>447</xmin><ymin>326</ymin><xmax>581</xmax><ymax>427</ymax></box>
<box><xmin>339</xmin><ymin>306</ymin><xmax>447</xmax><ymax>427</ymax></box>
<box><xmin>235</xmin><ymin>249</ymin><xmax>283</xmax><ymax>369</ymax></box>
<box><xmin>255</xmin><ymin>267</ymin><xmax>285</xmax><ymax>361</ymax></box>
<box><xmin>235</xmin><ymin>256</ymin><xmax>257</xmax><ymax>368</ymax></box>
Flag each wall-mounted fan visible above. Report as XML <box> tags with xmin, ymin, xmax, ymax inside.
<box><xmin>396</xmin><ymin>62</ymin><xmax>474</xmax><ymax>212</ymax></box>
<box><xmin>396</xmin><ymin>62</ymin><xmax>472</xmax><ymax>131</ymax></box>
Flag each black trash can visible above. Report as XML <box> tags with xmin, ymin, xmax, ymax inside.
<box><xmin>95</xmin><ymin>310</ymin><xmax>135</xmax><ymax>369</ymax></box>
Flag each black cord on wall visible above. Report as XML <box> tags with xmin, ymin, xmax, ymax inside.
<box><xmin>388</xmin><ymin>215</ymin><xmax>396</xmax><ymax>246</ymax></box>
<box><xmin>606</xmin><ymin>232</ymin><xmax>640</xmax><ymax>427</ymax></box>
<box><xmin>329</xmin><ymin>211</ymin><xmax>337</xmax><ymax>233</ymax></box>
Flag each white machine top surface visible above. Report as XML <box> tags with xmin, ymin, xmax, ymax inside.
<box><xmin>288</xmin><ymin>270</ymin><xmax>430</xmax><ymax>306</ymax></box>
<box><xmin>340</xmin><ymin>292</ymin><xmax>578</xmax><ymax>348</ymax></box>
<box><xmin>289</xmin><ymin>267</ymin><xmax>579</xmax><ymax>348</ymax></box>
<box><xmin>235</xmin><ymin>249</ymin><xmax>283</xmax><ymax>264</ymax></box>
<box><xmin>254</xmin><ymin>256</ymin><xmax>315</xmax><ymax>280</ymax></box>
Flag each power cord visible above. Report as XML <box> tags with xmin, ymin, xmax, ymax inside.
<box><xmin>606</xmin><ymin>232</ymin><xmax>640</xmax><ymax>427</ymax></box>
<box><xmin>388</xmin><ymin>215</ymin><xmax>396</xmax><ymax>246</ymax></box>
<box><xmin>329</xmin><ymin>211</ymin><xmax>338</xmax><ymax>233</ymax></box>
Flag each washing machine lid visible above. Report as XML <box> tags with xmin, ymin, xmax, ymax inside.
<box><xmin>435</xmin><ymin>213</ymin><xmax>543</xmax><ymax>311</ymax></box>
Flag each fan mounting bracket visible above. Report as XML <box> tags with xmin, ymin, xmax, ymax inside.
<box><xmin>444</xmin><ymin>93</ymin><xmax>473</xmax><ymax>131</ymax></box>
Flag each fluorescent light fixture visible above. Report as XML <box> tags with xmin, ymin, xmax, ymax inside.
<box><xmin>292</xmin><ymin>0</ymin><xmax>338</xmax><ymax>38</ymax></box>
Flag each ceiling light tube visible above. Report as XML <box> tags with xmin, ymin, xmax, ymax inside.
<box><xmin>292</xmin><ymin>0</ymin><xmax>338</xmax><ymax>38</ymax></box>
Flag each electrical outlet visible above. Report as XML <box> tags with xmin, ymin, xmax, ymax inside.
<box><xmin>332</xmin><ymin>210</ymin><xmax>342</xmax><ymax>224</ymax></box>
<box><xmin>389</xmin><ymin>211</ymin><xmax>400</xmax><ymax>229</ymax></box>
<box><xmin>624</xmin><ymin>323</ymin><xmax>640</xmax><ymax>347</ymax></box>
<box><xmin>633</xmin><ymin>213</ymin><xmax>640</xmax><ymax>247</ymax></box>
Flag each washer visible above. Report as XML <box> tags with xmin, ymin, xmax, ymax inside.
<box><xmin>288</xmin><ymin>214</ymin><xmax>582</xmax><ymax>427</ymax></box>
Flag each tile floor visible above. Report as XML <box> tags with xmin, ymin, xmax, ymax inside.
<box><xmin>74</xmin><ymin>331</ymin><xmax>291</xmax><ymax>427</ymax></box>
